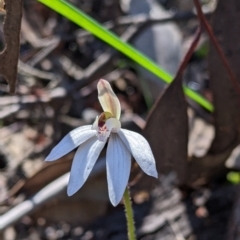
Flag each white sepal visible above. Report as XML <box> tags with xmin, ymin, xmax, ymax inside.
<box><xmin>97</xmin><ymin>79</ymin><xmax>121</xmax><ymax>119</ymax></box>
<box><xmin>91</xmin><ymin>116</ymin><xmax>98</xmax><ymax>130</ymax></box>
<box><xmin>118</xmin><ymin>129</ymin><xmax>158</xmax><ymax>178</ymax></box>
<box><xmin>106</xmin><ymin>133</ymin><xmax>131</xmax><ymax>206</ymax></box>
<box><xmin>67</xmin><ymin>137</ymin><xmax>106</xmax><ymax>196</ymax></box>
<box><xmin>45</xmin><ymin>125</ymin><xmax>95</xmax><ymax>161</ymax></box>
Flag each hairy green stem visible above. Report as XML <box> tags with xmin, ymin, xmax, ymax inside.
<box><xmin>123</xmin><ymin>187</ymin><xmax>136</xmax><ymax>240</ymax></box>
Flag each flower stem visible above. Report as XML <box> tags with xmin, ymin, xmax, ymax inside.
<box><xmin>123</xmin><ymin>187</ymin><xmax>136</xmax><ymax>240</ymax></box>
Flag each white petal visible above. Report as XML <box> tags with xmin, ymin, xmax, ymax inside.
<box><xmin>67</xmin><ymin>137</ymin><xmax>106</xmax><ymax>196</ymax></box>
<box><xmin>45</xmin><ymin>125</ymin><xmax>96</xmax><ymax>161</ymax></box>
<box><xmin>106</xmin><ymin>134</ymin><xmax>131</xmax><ymax>206</ymax></box>
<box><xmin>97</xmin><ymin>79</ymin><xmax>121</xmax><ymax>119</ymax></box>
<box><xmin>118</xmin><ymin>129</ymin><xmax>158</xmax><ymax>178</ymax></box>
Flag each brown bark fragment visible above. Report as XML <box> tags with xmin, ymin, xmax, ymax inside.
<box><xmin>0</xmin><ymin>0</ymin><xmax>23</xmax><ymax>93</ymax></box>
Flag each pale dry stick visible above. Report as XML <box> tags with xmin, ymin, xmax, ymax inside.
<box><xmin>18</xmin><ymin>60</ymin><xmax>57</xmax><ymax>81</ymax></box>
<box><xmin>21</xmin><ymin>13</ymin><xmax>56</xmax><ymax>49</ymax></box>
<box><xmin>167</xmin><ymin>219</ymin><xmax>186</xmax><ymax>240</ymax></box>
<box><xmin>0</xmin><ymin>88</ymin><xmax>64</xmax><ymax>118</ymax></box>
<box><xmin>0</xmin><ymin>94</ymin><xmax>50</xmax><ymax>106</ymax></box>
<box><xmin>27</xmin><ymin>37</ymin><xmax>60</xmax><ymax>67</ymax></box>
<box><xmin>0</xmin><ymin>105</ymin><xmax>21</xmax><ymax>118</ymax></box>
<box><xmin>76</xmin><ymin>11</ymin><xmax>212</xmax><ymax>39</ymax></box>
<box><xmin>0</xmin><ymin>159</ymin><xmax>106</xmax><ymax>231</ymax></box>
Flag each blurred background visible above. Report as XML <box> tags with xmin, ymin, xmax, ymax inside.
<box><xmin>1</xmin><ymin>0</ymin><xmax>240</xmax><ymax>239</ymax></box>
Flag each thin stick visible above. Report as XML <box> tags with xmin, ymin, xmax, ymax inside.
<box><xmin>0</xmin><ymin>160</ymin><xmax>105</xmax><ymax>231</ymax></box>
<box><xmin>76</xmin><ymin>11</ymin><xmax>212</xmax><ymax>39</ymax></box>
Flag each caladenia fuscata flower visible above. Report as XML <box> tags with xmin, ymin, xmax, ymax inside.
<box><xmin>46</xmin><ymin>79</ymin><xmax>158</xmax><ymax>206</ymax></box>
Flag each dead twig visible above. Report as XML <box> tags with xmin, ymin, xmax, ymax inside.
<box><xmin>26</xmin><ymin>37</ymin><xmax>60</xmax><ymax>67</ymax></box>
<box><xmin>18</xmin><ymin>60</ymin><xmax>57</xmax><ymax>81</ymax></box>
<box><xmin>76</xmin><ymin>11</ymin><xmax>211</xmax><ymax>39</ymax></box>
<box><xmin>0</xmin><ymin>159</ymin><xmax>106</xmax><ymax>231</ymax></box>
<box><xmin>21</xmin><ymin>13</ymin><xmax>56</xmax><ymax>49</ymax></box>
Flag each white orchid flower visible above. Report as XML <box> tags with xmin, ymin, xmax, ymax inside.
<box><xmin>46</xmin><ymin>79</ymin><xmax>158</xmax><ymax>206</ymax></box>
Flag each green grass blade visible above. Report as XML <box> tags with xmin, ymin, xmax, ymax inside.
<box><xmin>38</xmin><ymin>0</ymin><xmax>214</xmax><ymax>112</ymax></box>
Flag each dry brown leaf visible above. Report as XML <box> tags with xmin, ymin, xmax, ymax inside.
<box><xmin>187</xmin><ymin>0</ymin><xmax>240</xmax><ymax>185</ymax></box>
<box><xmin>0</xmin><ymin>0</ymin><xmax>22</xmax><ymax>93</ymax></box>
<box><xmin>208</xmin><ymin>0</ymin><xmax>240</xmax><ymax>153</ymax></box>
<box><xmin>143</xmin><ymin>76</ymin><xmax>188</xmax><ymax>184</ymax></box>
